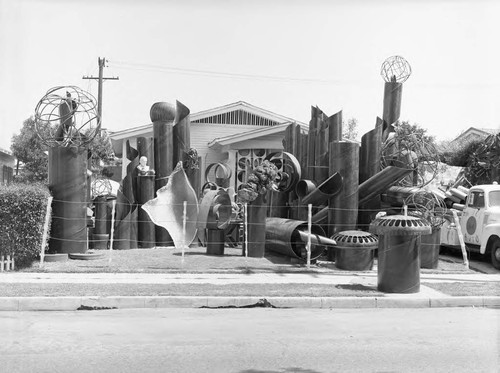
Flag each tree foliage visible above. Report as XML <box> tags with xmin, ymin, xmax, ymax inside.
<box><xmin>342</xmin><ymin>118</ymin><xmax>359</xmax><ymax>141</ymax></box>
<box><xmin>11</xmin><ymin>117</ymin><xmax>49</xmax><ymax>182</ymax></box>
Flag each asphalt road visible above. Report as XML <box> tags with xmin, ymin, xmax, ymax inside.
<box><xmin>0</xmin><ymin>308</ymin><xmax>498</xmax><ymax>373</ymax></box>
<box><xmin>440</xmin><ymin>249</ymin><xmax>500</xmax><ymax>274</ymax></box>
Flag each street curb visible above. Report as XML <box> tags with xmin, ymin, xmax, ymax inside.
<box><xmin>1</xmin><ymin>296</ymin><xmax>499</xmax><ymax>311</ymax></box>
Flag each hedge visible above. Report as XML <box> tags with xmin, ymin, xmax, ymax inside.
<box><xmin>0</xmin><ymin>183</ymin><xmax>51</xmax><ymax>269</ymax></box>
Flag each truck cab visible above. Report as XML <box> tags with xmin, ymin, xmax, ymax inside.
<box><xmin>441</xmin><ymin>183</ymin><xmax>500</xmax><ymax>269</ymax></box>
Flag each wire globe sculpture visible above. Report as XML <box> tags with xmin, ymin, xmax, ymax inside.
<box><xmin>381</xmin><ymin>130</ymin><xmax>440</xmax><ymax>188</ymax></box>
<box><xmin>91</xmin><ymin>178</ymin><xmax>112</xmax><ymax>198</ymax></box>
<box><xmin>381</xmin><ymin>56</ymin><xmax>412</xmax><ymax>83</ymax></box>
<box><xmin>404</xmin><ymin>191</ymin><xmax>447</xmax><ymax>230</ymax></box>
<box><xmin>34</xmin><ymin>86</ymin><xmax>100</xmax><ymax>149</ymax></box>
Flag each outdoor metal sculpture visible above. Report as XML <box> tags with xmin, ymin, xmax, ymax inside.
<box><xmin>90</xmin><ymin>177</ymin><xmax>112</xmax><ymax>250</ymax></box>
<box><xmin>380</xmin><ymin>55</ymin><xmax>411</xmax><ymax>141</ymax></box>
<box><xmin>113</xmin><ymin>141</ymin><xmax>139</xmax><ymax>250</ymax></box>
<box><xmin>237</xmin><ymin>160</ymin><xmax>280</xmax><ymax>258</ymax></box>
<box><xmin>34</xmin><ymin>86</ymin><xmax>100</xmax><ymax>254</ymax></box>
<box><xmin>142</xmin><ymin>162</ymin><xmax>199</xmax><ymax>250</ymax></box>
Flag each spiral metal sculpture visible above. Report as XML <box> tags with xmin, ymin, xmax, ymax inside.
<box><xmin>34</xmin><ymin>86</ymin><xmax>100</xmax><ymax>149</ymax></box>
<box><xmin>381</xmin><ymin>56</ymin><xmax>412</xmax><ymax>83</ymax></box>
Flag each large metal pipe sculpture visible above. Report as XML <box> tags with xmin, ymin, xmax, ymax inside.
<box><xmin>114</xmin><ymin>141</ymin><xmax>139</xmax><ymax>250</ymax></box>
<box><xmin>328</xmin><ymin>141</ymin><xmax>360</xmax><ymax>237</ymax></box>
<box><xmin>34</xmin><ymin>86</ymin><xmax>100</xmax><ymax>254</ymax></box>
<box><xmin>48</xmin><ymin>147</ymin><xmax>88</xmax><ymax>253</ymax></box>
<box><xmin>151</xmin><ymin>102</ymin><xmax>175</xmax><ymax>247</ymax></box>
<box><xmin>265</xmin><ymin>218</ymin><xmax>332</xmax><ymax>260</ymax></box>
<box><xmin>173</xmin><ymin>100</ymin><xmax>199</xmax><ymax>191</ymax></box>
<box><xmin>358</xmin><ymin>117</ymin><xmax>384</xmax><ymax>230</ymax></box>
<box><xmin>380</xmin><ymin>56</ymin><xmax>411</xmax><ymax>142</ymax></box>
<box><xmin>297</xmin><ymin>172</ymin><xmax>343</xmax><ymax>207</ymax></box>
<box><xmin>136</xmin><ymin>137</ymin><xmax>155</xmax><ymax>248</ymax></box>
<box><xmin>358</xmin><ymin>166</ymin><xmax>413</xmax><ymax>206</ymax></box>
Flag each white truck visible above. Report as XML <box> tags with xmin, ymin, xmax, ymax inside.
<box><xmin>441</xmin><ymin>183</ymin><xmax>500</xmax><ymax>269</ymax></box>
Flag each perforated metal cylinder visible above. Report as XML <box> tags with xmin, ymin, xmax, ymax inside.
<box><xmin>332</xmin><ymin>230</ymin><xmax>378</xmax><ymax>271</ymax></box>
<box><xmin>370</xmin><ymin>215</ymin><xmax>431</xmax><ymax>293</ymax></box>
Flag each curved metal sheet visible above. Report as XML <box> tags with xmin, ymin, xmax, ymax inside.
<box><xmin>142</xmin><ymin>162</ymin><xmax>199</xmax><ymax>249</ymax></box>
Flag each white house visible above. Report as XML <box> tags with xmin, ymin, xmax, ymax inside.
<box><xmin>108</xmin><ymin>101</ymin><xmax>308</xmax><ymax>193</ymax></box>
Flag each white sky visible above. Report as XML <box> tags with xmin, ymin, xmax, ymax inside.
<box><xmin>1</xmin><ymin>0</ymin><xmax>499</xmax><ymax>152</ymax></box>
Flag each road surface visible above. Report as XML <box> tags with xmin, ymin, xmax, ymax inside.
<box><xmin>0</xmin><ymin>307</ymin><xmax>498</xmax><ymax>372</ymax></box>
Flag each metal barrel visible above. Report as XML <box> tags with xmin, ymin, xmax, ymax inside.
<box><xmin>265</xmin><ymin>218</ymin><xmax>326</xmax><ymax>260</ymax></box>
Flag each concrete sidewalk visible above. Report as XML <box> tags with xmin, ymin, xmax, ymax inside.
<box><xmin>0</xmin><ymin>271</ymin><xmax>499</xmax><ymax>311</ymax></box>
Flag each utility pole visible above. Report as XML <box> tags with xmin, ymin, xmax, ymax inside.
<box><xmin>82</xmin><ymin>57</ymin><xmax>119</xmax><ymax>128</ymax></box>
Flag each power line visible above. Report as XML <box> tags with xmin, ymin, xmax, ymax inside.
<box><xmin>110</xmin><ymin>59</ymin><xmax>349</xmax><ymax>85</ymax></box>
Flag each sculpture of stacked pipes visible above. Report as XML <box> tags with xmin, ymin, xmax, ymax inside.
<box><xmin>34</xmin><ymin>86</ymin><xmax>101</xmax><ymax>255</ymax></box>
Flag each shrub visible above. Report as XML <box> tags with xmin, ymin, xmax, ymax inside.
<box><xmin>0</xmin><ymin>183</ymin><xmax>51</xmax><ymax>269</ymax></box>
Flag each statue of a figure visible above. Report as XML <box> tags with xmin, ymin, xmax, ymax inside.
<box><xmin>137</xmin><ymin>156</ymin><xmax>155</xmax><ymax>176</ymax></box>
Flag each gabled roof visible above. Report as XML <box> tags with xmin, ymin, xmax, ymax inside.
<box><xmin>108</xmin><ymin>101</ymin><xmax>307</xmax><ymax>139</ymax></box>
<box><xmin>452</xmin><ymin>127</ymin><xmax>499</xmax><ymax>143</ymax></box>
<box><xmin>208</xmin><ymin>122</ymin><xmax>302</xmax><ymax>148</ymax></box>
<box><xmin>191</xmin><ymin>101</ymin><xmax>307</xmax><ymax>126</ymax></box>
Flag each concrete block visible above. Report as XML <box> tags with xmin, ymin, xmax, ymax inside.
<box><xmin>146</xmin><ymin>296</ymin><xmax>208</xmax><ymax>308</ymax></box>
<box><xmin>18</xmin><ymin>297</ymin><xmax>81</xmax><ymax>311</ymax></box>
<box><xmin>267</xmin><ymin>297</ymin><xmax>322</xmax><ymax>309</ymax></box>
<box><xmin>321</xmin><ymin>297</ymin><xmax>377</xmax><ymax>309</ymax></box>
<box><xmin>482</xmin><ymin>296</ymin><xmax>500</xmax><ymax>308</ymax></box>
<box><xmin>376</xmin><ymin>297</ymin><xmax>430</xmax><ymax>308</ymax></box>
<box><xmin>0</xmin><ymin>297</ymin><xmax>18</xmax><ymax>311</ymax></box>
<box><xmin>430</xmin><ymin>296</ymin><xmax>484</xmax><ymax>308</ymax></box>
<box><xmin>80</xmin><ymin>296</ymin><xmax>145</xmax><ymax>309</ymax></box>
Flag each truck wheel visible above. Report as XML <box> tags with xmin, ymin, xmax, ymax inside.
<box><xmin>491</xmin><ymin>237</ymin><xmax>500</xmax><ymax>270</ymax></box>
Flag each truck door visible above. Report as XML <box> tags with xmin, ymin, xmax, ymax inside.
<box><xmin>462</xmin><ymin>190</ymin><xmax>485</xmax><ymax>245</ymax></box>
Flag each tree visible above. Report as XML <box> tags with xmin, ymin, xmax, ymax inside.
<box><xmin>11</xmin><ymin>117</ymin><xmax>49</xmax><ymax>182</ymax></box>
<box><xmin>11</xmin><ymin>117</ymin><xmax>115</xmax><ymax>183</ymax></box>
<box><xmin>342</xmin><ymin>118</ymin><xmax>359</xmax><ymax>141</ymax></box>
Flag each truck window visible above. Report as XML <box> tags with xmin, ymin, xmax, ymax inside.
<box><xmin>468</xmin><ymin>191</ymin><xmax>485</xmax><ymax>208</ymax></box>
<box><xmin>489</xmin><ymin>191</ymin><xmax>500</xmax><ymax>207</ymax></box>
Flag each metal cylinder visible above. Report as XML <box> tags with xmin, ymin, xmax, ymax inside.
<box><xmin>206</xmin><ymin>229</ymin><xmax>225</xmax><ymax>256</ymax></box>
<box><xmin>370</xmin><ymin>214</ymin><xmax>431</xmax><ymax>293</ymax></box>
<box><xmin>382</xmin><ymin>81</ymin><xmax>403</xmax><ymax>142</ymax></box>
<box><xmin>137</xmin><ymin>175</ymin><xmax>156</xmax><ymax>248</ymax></box>
<box><xmin>358</xmin><ymin>166</ymin><xmax>412</xmax><ymax>206</ymax></box>
<box><xmin>48</xmin><ymin>146</ymin><xmax>88</xmax><ymax>254</ymax></box>
<box><xmin>420</xmin><ymin>228</ymin><xmax>441</xmax><ymax>269</ymax></box>
<box><xmin>300</xmin><ymin>172</ymin><xmax>343</xmax><ymax>206</ymax></box>
<box><xmin>329</xmin><ymin>141</ymin><xmax>359</xmax><ymax>237</ymax></box>
<box><xmin>332</xmin><ymin>230</ymin><xmax>378</xmax><ymax>271</ymax></box>
<box><xmin>151</xmin><ymin>102</ymin><xmax>175</xmax><ymax>247</ymax></box>
<box><xmin>265</xmin><ymin>217</ymin><xmax>326</xmax><ymax>260</ymax></box>
<box><xmin>296</xmin><ymin>179</ymin><xmax>316</xmax><ymax>199</ymax></box>
<box><xmin>92</xmin><ymin>195</ymin><xmax>109</xmax><ymax>250</ymax></box>
<box><xmin>243</xmin><ymin>193</ymin><xmax>267</xmax><ymax>258</ymax></box>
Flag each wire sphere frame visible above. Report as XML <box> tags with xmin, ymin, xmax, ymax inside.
<box><xmin>380</xmin><ymin>131</ymin><xmax>440</xmax><ymax>188</ymax></box>
<box><xmin>34</xmin><ymin>85</ymin><xmax>100</xmax><ymax>149</ymax></box>
<box><xmin>381</xmin><ymin>56</ymin><xmax>412</xmax><ymax>83</ymax></box>
<box><xmin>91</xmin><ymin>177</ymin><xmax>113</xmax><ymax>198</ymax></box>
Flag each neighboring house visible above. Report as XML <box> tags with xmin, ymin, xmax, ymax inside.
<box><xmin>0</xmin><ymin>148</ymin><xmax>15</xmax><ymax>185</ymax></box>
<box><xmin>109</xmin><ymin>101</ymin><xmax>308</xmax><ymax>193</ymax></box>
<box><xmin>450</xmin><ymin>127</ymin><xmax>499</xmax><ymax>146</ymax></box>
